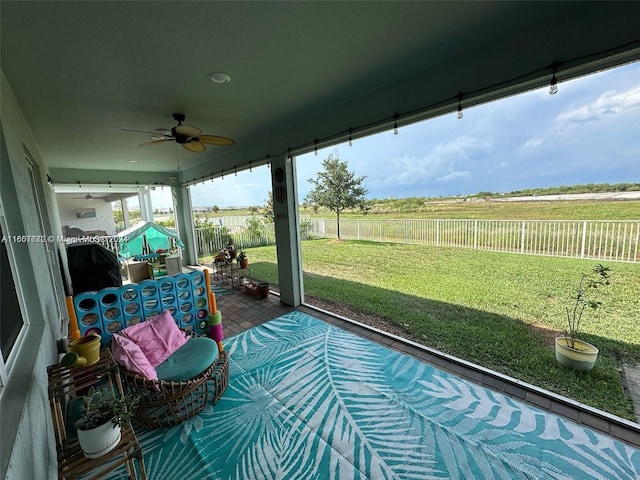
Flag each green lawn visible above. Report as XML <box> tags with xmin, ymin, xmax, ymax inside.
<box><xmin>212</xmin><ymin>239</ymin><xmax>640</xmax><ymax>420</ymax></box>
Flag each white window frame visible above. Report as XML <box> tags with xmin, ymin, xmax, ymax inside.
<box><xmin>0</xmin><ymin>205</ymin><xmax>30</xmax><ymax>393</ymax></box>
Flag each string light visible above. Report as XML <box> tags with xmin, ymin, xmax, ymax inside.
<box><xmin>221</xmin><ymin>170</ymin><xmax>224</xmax><ymax>180</ymax></box>
<box><xmin>77</xmin><ymin>181</ymin><xmax>82</xmax><ymax>188</ymax></box>
<box><xmin>393</xmin><ymin>114</ymin><xmax>399</xmax><ymax>135</ymax></box>
<box><xmin>457</xmin><ymin>93</ymin><xmax>464</xmax><ymax>119</ymax></box>
<box><xmin>234</xmin><ymin>166</ymin><xmax>237</xmax><ymax>176</ymax></box>
<box><xmin>348</xmin><ymin>128</ymin><xmax>353</xmax><ymax>146</ymax></box>
<box><xmin>314</xmin><ymin>140</ymin><xmax>318</xmax><ymax>155</ymax></box>
<box><xmin>549</xmin><ymin>71</ymin><xmax>558</xmax><ymax>95</ymax></box>
<box><xmin>249</xmin><ymin>162</ymin><xmax>252</xmax><ymax>173</ymax></box>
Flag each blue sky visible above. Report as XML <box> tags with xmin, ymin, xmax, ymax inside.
<box><xmin>152</xmin><ymin>61</ymin><xmax>640</xmax><ymax>209</ymax></box>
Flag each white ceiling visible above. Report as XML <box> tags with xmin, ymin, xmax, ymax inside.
<box><xmin>2</xmin><ymin>1</ymin><xmax>640</xmax><ymax>187</ymax></box>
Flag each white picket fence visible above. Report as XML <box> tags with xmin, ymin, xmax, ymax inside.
<box><xmin>310</xmin><ymin>218</ymin><xmax>640</xmax><ymax>263</ymax></box>
<box><xmin>96</xmin><ymin>218</ymin><xmax>637</xmax><ymax>264</ymax></box>
<box><xmin>195</xmin><ymin>224</ymin><xmax>277</xmax><ymax>257</ymax></box>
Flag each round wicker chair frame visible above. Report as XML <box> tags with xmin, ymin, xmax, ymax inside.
<box><xmin>120</xmin><ymin>350</ymin><xmax>229</xmax><ymax>429</ymax></box>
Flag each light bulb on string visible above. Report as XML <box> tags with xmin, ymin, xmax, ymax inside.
<box><xmin>549</xmin><ymin>73</ymin><xmax>558</xmax><ymax>95</ymax></box>
<box><xmin>348</xmin><ymin>128</ymin><xmax>353</xmax><ymax>146</ymax></box>
<box><xmin>393</xmin><ymin>115</ymin><xmax>399</xmax><ymax>135</ymax></box>
<box><xmin>249</xmin><ymin>162</ymin><xmax>252</xmax><ymax>173</ymax></box>
<box><xmin>314</xmin><ymin>140</ymin><xmax>318</xmax><ymax>155</ymax></box>
<box><xmin>457</xmin><ymin>94</ymin><xmax>464</xmax><ymax>119</ymax></box>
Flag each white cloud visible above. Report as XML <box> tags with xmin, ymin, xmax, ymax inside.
<box><xmin>434</xmin><ymin>135</ymin><xmax>493</xmax><ymax>160</ymax></box>
<box><xmin>436</xmin><ymin>170</ymin><xmax>471</xmax><ymax>182</ymax></box>
<box><xmin>522</xmin><ymin>137</ymin><xmax>543</xmax><ymax>149</ymax></box>
<box><xmin>557</xmin><ymin>85</ymin><xmax>640</xmax><ymax>123</ymax></box>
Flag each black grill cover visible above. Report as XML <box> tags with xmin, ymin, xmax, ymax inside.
<box><xmin>67</xmin><ymin>243</ymin><xmax>122</xmax><ymax>294</ymax></box>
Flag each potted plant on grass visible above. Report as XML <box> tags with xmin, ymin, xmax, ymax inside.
<box><xmin>237</xmin><ymin>251</ymin><xmax>249</xmax><ymax>268</ymax></box>
<box><xmin>555</xmin><ymin>263</ymin><xmax>612</xmax><ymax>371</ymax></box>
<box><xmin>75</xmin><ymin>387</ymin><xmax>139</xmax><ymax>458</ymax></box>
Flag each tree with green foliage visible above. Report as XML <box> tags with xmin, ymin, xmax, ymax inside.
<box><xmin>305</xmin><ymin>154</ymin><xmax>367</xmax><ymax>239</ymax></box>
<box><xmin>263</xmin><ymin>191</ymin><xmax>274</xmax><ymax>223</ymax></box>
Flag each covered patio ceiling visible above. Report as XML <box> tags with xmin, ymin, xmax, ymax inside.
<box><xmin>2</xmin><ymin>1</ymin><xmax>639</xmax><ymax>188</ymax></box>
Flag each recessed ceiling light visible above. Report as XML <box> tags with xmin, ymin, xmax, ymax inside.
<box><xmin>209</xmin><ymin>72</ymin><xmax>231</xmax><ymax>84</ymax></box>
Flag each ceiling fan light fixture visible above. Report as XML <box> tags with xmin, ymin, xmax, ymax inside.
<box><xmin>209</xmin><ymin>72</ymin><xmax>231</xmax><ymax>84</ymax></box>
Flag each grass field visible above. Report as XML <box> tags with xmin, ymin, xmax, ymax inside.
<box><xmin>301</xmin><ymin>199</ymin><xmax>640</xmax><ymax>220</ymax></box>
<box><xmin>210</xmin><ymin>198</ymin><xmax>640</xmax><ymax>221</ymax></box>
<box><xmin>207</xmin><ymin>240</ymin><xmax>640</xmax><ymax>420</ymax></box>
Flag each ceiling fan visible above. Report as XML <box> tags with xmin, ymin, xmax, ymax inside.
<box><xmin>72</xmin><ymin>193</ymin><xmax>94</xmax><ymax>200</ymax></box>
<box><xmin>123</xmin><ymin>113</ymin><xmax>235</xmax><ymax>153</ymax></box>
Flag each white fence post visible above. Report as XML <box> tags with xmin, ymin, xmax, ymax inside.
<box><xmin>474</xmin><ymin>220</ymin><xmax>478</xmax><ymax>250</ymax></box>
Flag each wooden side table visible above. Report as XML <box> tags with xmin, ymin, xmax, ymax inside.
<box><xmin>47</xmin><ymin>349</ymin><xmax>147</xmax><ymax>480</ymax></box>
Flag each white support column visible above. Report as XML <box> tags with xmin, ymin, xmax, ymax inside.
<box><xmin>138</xmin><ymin>186</ymin><xmax>154</xmax><ymax>222</ymax></box>
<box><xmin>122</xmin><ymin>197</ymin><xmax>131</xmax><ymax>229</ymax></box>
<box><xmin>172</xmin><ymin>181</ymin><xmax>197</xmax><ymax>266</ymax></box>
<box><xmin>271</xmin><ymin>153</ymin><xmax>303</xmax><ymax>306</ymax></box>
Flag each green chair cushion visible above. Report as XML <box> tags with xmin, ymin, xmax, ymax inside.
<box><xmin>156</xmin><ymin>336</ymin><xmax>219</xmax><ymax>382</ymax></box>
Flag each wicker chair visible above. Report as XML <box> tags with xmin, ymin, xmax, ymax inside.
<box><xmin>120</xmin><ymin>350</ymin><xmax>229</xmax><ymax>429</ymax></box>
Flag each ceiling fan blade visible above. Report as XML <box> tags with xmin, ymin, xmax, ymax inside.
<box><xmin>175</xmin><ymin>124</ymin><xmax>202</xmax><ymax>137</ymax></box>
<box><xmin>199</xmin><ymin>134</ymin><xmax>235</xmax><ymax>146</ymax></box>
<box><xmin>122</xmin><ymin>128</ymin><xmax>166</xmax><ymax>135</ymax></box>
<box><xmin>139</xmin><ymin>138</ymin><xmax>173</xmax><ymax>147</ymax></box>
<box><xmin>182</xmin><ymin>141</ymin><xmax>206</xmax><ymax>153</ymax></box>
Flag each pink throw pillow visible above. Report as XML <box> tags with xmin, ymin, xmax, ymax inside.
<box><xmin>111</xmin><ymin>334</ymin><xmax>158</xmax><ymax>380</ymax></box>
<box><xmin>121</xmin><ymin>310</ymin><xmax>189</xmax><ymax>367</ymax></box>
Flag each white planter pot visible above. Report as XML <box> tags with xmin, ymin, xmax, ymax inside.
<box><xmin>555</xmin><ymin>336</ymin><xmax>599</xmax><ymax>371</ymax></box>
<box><xmin>76</xmin><ymin>419</ymin><xmax>122</xmax><ymax>458</ymax></box>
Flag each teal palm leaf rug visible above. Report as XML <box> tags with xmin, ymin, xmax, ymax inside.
<box><xmin>114</xmin><ymin>312</ymin><xmax>639</xmax><ymax>479</ymax></box>
<box><xmin>210</xmin><ymin>282</ymin><xmax>232</xmax><ymax>297</ymax></box>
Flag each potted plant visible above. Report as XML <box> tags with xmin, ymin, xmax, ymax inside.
<box><xmin>555</xmin><ymin>263</ymin><xmax>612</xmax><ymax>371</ymax></box>
<box><xmin>237</xmin><ymin>251</ymin><xmax>249</xmax><ymax>268</ymax></box>
<box><xmin>226</xmin><ymin>239</ymin><xmax>237</xmax><ymax>259</ymax></box>
<box><xmin>75</xmin><ymin>387</ymin><xmax>139</xmax><ymax>459</ymax></box>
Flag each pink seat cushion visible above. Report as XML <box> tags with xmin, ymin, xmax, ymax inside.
<box><xmin>121</xmin><ymin>310</ymin><xmax>189</xmax><ymax>368</ymax></box>
<box><xmin>111</xmin><ymin>334</ymin><xmax>158</xmax><ymax>380</ymax></box>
